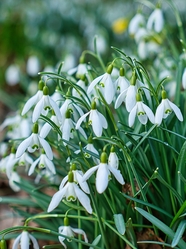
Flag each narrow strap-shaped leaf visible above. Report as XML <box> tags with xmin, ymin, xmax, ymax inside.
<box><xmin>114</xmin><ymin>214</ymin><xmax>126</xmax><ymax>235</ymax></box>
<box><xmin>171</xmin><ymin>220</ymin><xmax>186</xmax><ymax>247</ymax></box>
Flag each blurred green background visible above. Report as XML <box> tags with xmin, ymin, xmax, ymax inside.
<box><xmin>0</xmin><ymin>0</ymin><xmax>185</xmax><ymax>120</ymax></box>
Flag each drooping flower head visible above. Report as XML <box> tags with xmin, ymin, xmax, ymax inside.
<box><xmin>82</xmin><ymin>151</ymin><xmax>125</xmax><ymax>194</ymax></box>
<box><xmin>87</xmin><ymin>64</ymin><xmax>115</xmax><ymax>104</ymax></box>
<box><xmin>128</xmin><ymin>93</ymin><xmax>155</xmax><ymax>127</ymax></box>
<box><xmin>12</xmin><ymin>231</ymin><xmax>39</xmax><ymax>249</ymax></box>
<box><xmin>58</xmin><ymin>217</ymin><xmax>88</xmax><ymax>249</ymax></box>
<box><xmin>115</xmin><ymin>67</ymin><xmax>130</xmax><ymax>94</ymax></box>
<box><xmin>147</xmin><ymin>7</ymin><xmax>164</xmax><ymax>33</ymax></box>
<box><xmin>76</xmin><ymin>100</ymin><xmax>108</xmax><ymax>137</ymax></box>
<box><xmin>16</xmin><ymin>123</ymin><xmax>53</xmax><ymax>160</ymax></box>
<box><xmin>47</xmin><ymin>171</ymin><xmax>92</xmax><ymax>213</ymax></box>
<box><xmin>155</xmin><ymin>90</ymin><xmax>183</xmax><ymax>125</ymax></box>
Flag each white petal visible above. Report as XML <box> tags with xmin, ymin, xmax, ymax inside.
<box><xmin>97</xmin><ymin>111</ymin><xmax>108</xmax><ymax>129</ymax></box>
<box><xmin>74</xmin><ymin>184</ymin><xmax>92</xmax><ymax>213</ymax></box>
<box><xmin>115</xmin><ymin>90</ymin><xmax>127</xmax><ymax>109</ymax></box>
<box><xmin>75</xmin><ymin>112</ymin><xmax>90</xmax><ymax>129</ymax></box>
<box><xmin>96</xmin><ymin>163</ymin><xmax>109</xmax><ymax>193</ymax></box>
<box><xmin>91</xmin><ymin>111</ymin><xmax>103</xmax><ymax>137</ymax></box>
<box><xmin>104</xmin><ymin>74</ymin><xmax>115</xmax><ymax>104</ymax></box>
<box><xmin>126</xmin><ymin>85</ymin><xmax>137</xmax><ymax>112</ymax></box>
<box><xmin>138</xmin><ymin>114</ymin><xmax>148</xmax><ymax>125</ymax></box>
<box><xmin>82</xmin><ymin>165</ymin><xmax>99</xmax><ymax>181</ymax></box>
<box><xmin>71</xmin><ymin>227</ymin><xmax>88</xmax><ymax>242</ymax></box>
<box><xmin>39</xmin><ymin>137</ymin><xmax>53</xmax><ymax>160</ymax></box>
<box><xmin>45</xmin><ymin>156</ymin><xmax>56</xmax><ymax>174</ymax></box>
<box><xmin>142</xmin><ymin>103</ymin><xmax>155</xmax><ymax>124</ymax></box>
<box><xmin>59</xmin><ymin>175</ymin><xmax>68</xmax><ymax>189</ymax></box>
<box><xmin>108</xmin><ymin>152</ymin><xmax>119</xmax><ymax>169</ymax></box>
<box><xmin>75</xmin><ymin>171</ymin><xmax>90</xmax><ymax>194</ymax></box>
<box><xmin>168</xmin><ymin>100</ymin><xmax>183</xmax><ymax>121</ymax></box>
<box><xmin>87</xmin><ymin>74</ymin><xmax>104</xmax><ymax>94</ymax></box>
<box><xmin>182</xmin><ymin>68</ymin><xmax>186</xmax><ymax>89</ymax></box>
<box><xmin>28</xmin><ymin>157</ymin><xmax>40</xmax><ymax>175</ymax></box>
<box><xmin>20</xmin><ymin>231</ymin><xmax>30</xmax><ymax>249</ymax></box>
<box><xmin>29</xmin><ymin>234</ymin><xmax>40</xmax><ymax>249</ymax></box>
<box><xmin>155</xmin><ymin>101</ymin><xmax>165</xmax><ymax>125</ymax></box>
<box><xmin>12</xmin><ymin>234</ymin><xmax>22</xmax><ymax>249</ymax></box>
<box><xmin>49</xmin><ymin>97</ymin><xmax>63</xmax><ymax>122</ymax></box>
<box><xmin>21</xmin><ymin>92</ymin><xmax>40</xmax><ymax>116</ymax></box>
<box><xmin>16</xmin><ymin>135</ymin><xmax>32</xmax><ymax>158</ymax></box>
<box><xmin>40</xmin><ymin>122</ymin><xmax>52</xmax><ymax>138</ymax></box>
<box><xmin>32</xmin><ymin>97</ymin><xmax>44</xmax><ymax>123</ymax></box>
<box><xmin>108</xmin><ymin>165</ymin><xmax>125</xmax><ymax>185</ymax></box>
<box><xmin>128</xmin><ymin>105</ymin><xmax>137</xmax><ymax>127</ymax></box>
<box><xmin>47</xmin><ymin>185</ymin><xmax>67</xmax><ymax>212</ymax></box>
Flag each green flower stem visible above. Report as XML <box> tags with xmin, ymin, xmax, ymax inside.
<box><xmin>25</xmin><ymin>213</ymin><xmax>98</xmax><ymax>227</ymax></box>
<box><xmin>81</xmin><ymin>50</ymin><xmax>106</xmax><ymax>72</ymax></box>
<box><xmin>0</xmin><ymin>226</ymin><xmax>50</xmax><ymax>237</ymax></box>
<box><xmin>78</xmin><ymin>204</ymin><xmax>82</xmax><ymax>249</ymax></box>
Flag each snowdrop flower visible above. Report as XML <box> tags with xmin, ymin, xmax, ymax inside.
<box><xmin>60</xmin><ymin>93</ymin><xmax>84</xmax><ymax>123</ymax></box>
<box><xmin>12</xmin><ymin>231</ymin><xmax>39</xmax><ymax>249</ymax></box>
<box><xmin>21</xmin><ymin>80</ymin><xmax>44</xmax><ymax>116</ymax></box>
<box><xmin>16</xmin><ymin>123</ymin><xmax>53</xmax><ymax>160</ymax></box>
<box><xmin>28</xmin><ymin>150</ymin><xmax>56</xmax><ymax>176</ymax></box>
<box><xmin>115</xmin><ymin>67</ymin><xmax>130</xmax><ymax>94</ymax></box>
<box><xmin>128</xmin><ymin>13</ymin><xmax>145</xmax><ymax>36</ymax></box>
<box><xmin>155</xmin><ymin>90</ymin><xmax>183</xmax><ymax>125</ymax></box>
<box><xmin>147</xmin><ymin>8</ymin><xmax>164</xmax><ymax>33</ymax></box>
<box><xmin>32</xmin><ymin>85</ymin><xmax>62</xmax><ymax>123</ymax></box>
<box><xmin>68</xmin><ymin>55</ymin><xmax>88</xmax><ymax>78</ymax></box>
<box><xmin>182</xmin><ymin>68</ymin><xmax>186</xmax><ymax>89</ymax></box>
<box><xmin>9</xmin><ymin>171</ymin><xmax>21</xmax><ymax>192</ymax></box>
<box><xmin>72</xmin><ymin>75</ymin><xmax>87</xmax><ymax>99</ymax></box>
<box><xmin>115</xmin><ymin>71</ymin><xmax>137</xmax><ymax>112</ymax></box>
<box><xmin>87</xmin><ymin>64</ymin><xmax>115</xmax><ymax>104</ymax></box>
<box><xmin>60</xmin><ymin>163</ymin><xmax>90</xmax><ymax>194</ymax></box>
<box><xmin>76</xmin><ymin>100</ymin><xmax>108</xmax><ymax>137</ymax></box>
<box><xmin>129</xmin><ymin>93</ymin><xmax>155</xmax><ymax>127</ymax></box>
<box><xmin>82</xmin><ymin>151</ymin><xmax>125</xmax><ymax>194</ymax></box>
<box><xmin>4</xmin><ymin>147</ymin><xmax>19</xmax><ymax>178</ymax></box>
<box><xmin>108</xmin><ymin>146</ymin><xmax>119</xmax><ymax>169</ymax></box>
<box><xmin>61</xmin><ymin>109</ymin><xmax>87</xmax><ymax>145</ymax></box>
<box><xmin>47</xmin><ymin>171</ymin><xmax>92</xmax><ymax>213</ymax></box>
<box><xmin>58</xmin><ymin>217</ymin><xmax>88</xmax><ymax>249</ymax></box>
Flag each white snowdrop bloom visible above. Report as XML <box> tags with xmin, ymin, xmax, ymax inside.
<box><xmin>26</xmin><ymin>55</ymin><xmax>40</xmax><ymax>77</ymax></box>
<box><xmin>155</xmin><ymin>90</ymin><xmax>183</xmax><ymax>125</ymax></box>
<box><xmin>0</xmin><ymin>112</ymin><xmax>20</xmax><ymax>131</ymax></box>
<box><xmin>47</xmin><ymin>171</ymin><xmax>92</xmax><ymax>214</ymax></box>
<box><xmin>28</xmin><ymin>151</ymin><xmax>56</xmax><ymax>176</ymax></box>
<box><xmin>137</xmin><ymin>40</ymin><xmax>148</xmax><ymax>60</ymax></box>
<box><xmin>60</xmin><ymin>163</ymin><xmax>90</xmax><ymax>194</ymax></box>
<box><xmin>182</xmin><ymin>68</ymin><xmax>186</xmax><ymax>89</ymax></box>
<box><xmin>58</xmin><ymin>217</ymin><xmax>88</xmax><ymax>249</ymax></box>
<box><xmin>129</xmin><ymin>93</ymin><xmax>155</xmax><ymax>127</ymax></box>
<box><xmin>12</xmin><ymin>231</ymin><xmax>39</xmax><ymax>249</ymax></box>
<box><xmin>115</xmin><ymin>68</ymin><xmax>130</xmax><ymax>94</ymax></box>
<box><xmin>115</xmin><ymin>72</ymin><xmax>138</xmax><ymax>112</ymax></box>
<box><xmin>16</xmin><ymin>123</ymin><xmax>53</xmax><ymax>160</ymax></box>
<box><xmin>76</xmin><ymin>101</ymin><xmax>108</xmax><ymax>137</ymax></box>
<box><xmin>4</xmin><ymin>150</ymin><xmax>19</xmax><ymax>179</ymax></box>
<box><xmin>134</xmin><ymin>27</ymin><xmax>148</xmax><ymax>43</ymax></box>
<box><xmin>9</xmin><ymin>171</ymin><xmax>21</xmax><ymax>192</ymax></box>
<box><xmin>32</xmin><ymin>86</ymin><xmax>62</xmax><ymax>123</ymax></box>
<box><xmin>72</xmin><ymin>77</ymin><xmax>87</xmax><ymax>99</ymax></box>
<box><xmin>128</xmin><ymin>13</ymin><xmax>145</xmax><ymax>36</ymax></box>
<box><xmin>51</xmin><ymin>90</ymin><xmax>63</xmax><ymax>104</ymax></box>
<box><xmin>67</xmin><ymin>54</ymin><xmax>88</xmax><ymax>77</ymax></box>
<box><xmin>108</xmin><ymin>146</ymin><xmax>119</xmax><ymax>169</ymax></box>
<box><xmin>61</xmin><ymin>109</ymin><xmax>87</xmax><ymax>145</ymax></box>
<box><xmin>147</xmin><ymin>8</ymin><xmax>164</xmax><ymax>33</ymax></box>
<box><xmin>21</xmin><ymin>80</ymin><xmax>44</xmax><ymax>116</ymax></box>
<box><xmin>82</xmin><ymin>152</ymin><xmax>125</xmax><ymax>194</ymax></box>
<box><xmin>40</xmin><ymin>113</ymin><xmax>61</xmax><ymax>138</ymax></box>
<box><xmin>5</xmin><ymin>64</ymin><xmax>20</xmax><ymax>86</ymax></box>
<box><xmin>60</xmin><ymin>97</ymin><xmax>84</xmax><ymax>123</ymax></box>
<box><xmin>18</xmin><ymin>152</ymin><xmax>33</xmax><ymax>170</ymax></box>
<box><xmin>87</xmin><ymin>64</ymin><xmax>115</xmax><ymax>104</ymax></box>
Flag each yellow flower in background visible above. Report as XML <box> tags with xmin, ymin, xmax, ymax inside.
<box><xmin>112</xmin><ymin>18</ymin><xmax>128</xmax><ymax>34</ymax></box>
